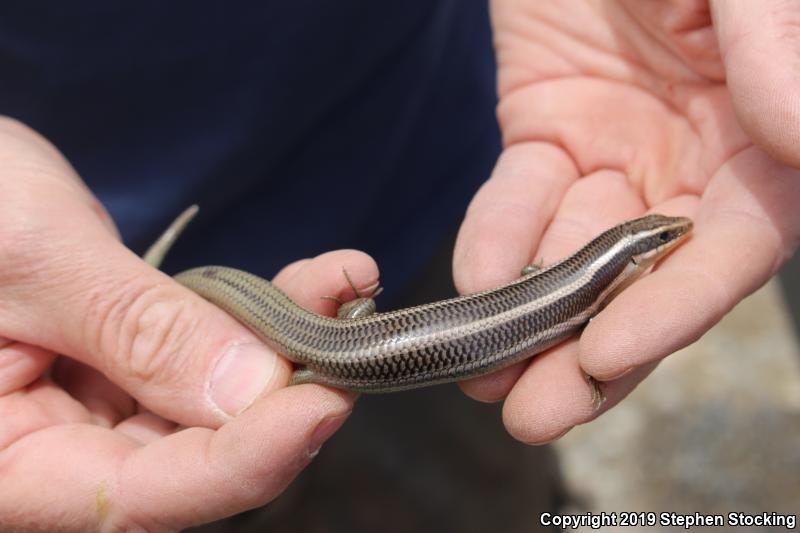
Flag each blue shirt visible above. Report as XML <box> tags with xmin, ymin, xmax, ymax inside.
<box><xmin>0</xmin><ymin>1</ymin><xmax>500</xmax><ymax>298</ymax></box>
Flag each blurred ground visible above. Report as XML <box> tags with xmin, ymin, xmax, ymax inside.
<box><xmin>555</xmin><ymin>277</ymin><xmax>800</xmax><ymax>531</ymax></box>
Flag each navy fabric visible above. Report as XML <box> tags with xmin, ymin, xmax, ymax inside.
<box><xmin>0</xmin><ymin>1</ymin><xmax>500</xmax><ymax>299</ymax></box>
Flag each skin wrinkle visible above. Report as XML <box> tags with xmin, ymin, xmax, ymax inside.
<box><xmin>126</xmin><ymin>296</ymin><xmax>190</xmax><ymax>387</ymax></box>
<box><xmin>494</xmin><ymin>5</ymin><xmax>643</xmax><ymax>95</ymax></box>
<box><xmin>501</xmin><ymin>2</ymin><xmax>702</xmax><ymax>98</ymax></box>
<box><xmin>492</xmin><ymin>38</ymin><xmax>578</xmax><ymax>95</ymax></box>
<box><xmin>0</xmin><ymin>224</ymin><xmax>56</xmax><ymax>294</ymax></box>
<box><xmin>95</xmin><ymin>289</ymin><xmax>137</xmax><ymax>387</ymax></box>
<box><xmin>618</xmin><ymin>0</ymin><xmax>723</xmax><ymax>81</ymax></box>
<box><xmin>516</xmin><ymin>1</ymin><xmax>630</xmax><ymax>71</ymax></box>
<box><xmin>516</xmin><ymin>14</ymin><xmax>615</xmax><ymax>75</ymax></box>
<box><xmin>491</xmin><ymin>4</ymin><xmax>582</xmax><ymax>78</ymax></box>
<box><xmin>90</xmin><ymin>279</ymin><xmax>162</xmax><ymax>383</ymax></box>
<box><xmin>606</xmin><ymin>2</ymin><xmax>702</xmax><ymax>83</ymax></box>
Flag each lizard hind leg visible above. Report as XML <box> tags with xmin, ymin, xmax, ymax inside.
<box><xmin>520</xmin><ymin>258</ymin><xmax>544</xmax><ymax>277</ymax></box>
<box><xmin>290</xmin><ymin>367</ymin><xmax>320</xmax><ymax>386</ymax></box>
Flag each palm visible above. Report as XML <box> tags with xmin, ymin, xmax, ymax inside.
<box><xmin>454</xmin><ymin>0</ymin><xmax>800</xmax><ymax>442</ymax></box>
<box><xmin>497</xmin><ymin>1</ymin><xmax>741</xmax><ymax>209</ymax></box>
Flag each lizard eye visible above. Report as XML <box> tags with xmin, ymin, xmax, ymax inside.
<box><xmin>658</xmin><ymin>231</ymin><xmax>670</xmax><ymax>242</ymax></box>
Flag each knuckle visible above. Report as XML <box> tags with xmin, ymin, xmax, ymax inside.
<box><xmin>88</xmin><ymin>278</ymin><xmax>199</xmax><ymax>386</ymax></box>
<box><xmin>125</xmin><ymin>296</ymin><xmax>189</xmax><ymax>384</ymax></box>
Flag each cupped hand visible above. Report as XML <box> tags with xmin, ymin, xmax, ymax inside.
<box><xmin>454</xmin><ymin>0</ymin><xmax>800</xmax><ymax>443</ymax></box>
<box><xmin>0</xmin><ymin>117</ymin><xmax>374</xmax><ymax>531</ymax></box>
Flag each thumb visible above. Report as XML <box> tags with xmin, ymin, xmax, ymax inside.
<box><xmin>711</xmin><ymin>0</ymin><xmax>800</xmax><ymax>167</ymax></box>
<box><xmin>0</xmin><ymin>118</ymin><xmax>373</xmax><ymax>427</ymax></box>
<box><xmin>2</xmin><ymin>193</ymin><xmax>287</xmax><ymax>426</ymax></box>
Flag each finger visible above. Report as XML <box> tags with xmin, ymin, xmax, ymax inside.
<box><xmin>460</xmin><ymin>170</ymin><xmax>645</xmax><ymax>401</ymax></box>
<box><xmin>453</xmin><ymin>142</ymin><xmax>578</xmax><ymax>294</ymax></box>
<box><xmin>0</xmin><ymin>342</ymin><xmax>56</xmax><ymax>395</ymax></box>
<box><xmin>459</xmin><ymin>363</ymin><xmax>527</xmax><ymax>403</ymax></box>
<box><xmin>0</xmin><ymin>117</ymin><xmax>120</xmax><ymax>236</ymax></box>
<box><xmin>534</xmin><ymin>169</ymin><xmax>647</xmax><ymax>257</ymax></box>
<box><xmin>501</xmin><ymin>340</ymin><xmax>590</xmax><ymax>444</ymax></box>
<box><xmin>278</xmin><ymin>249</ymin><xmax>380</xmax><ymax>316</ymax></box>
<box><xmin>111</xmin><ymin>385</ymin><xmax>354</xmax><ymax>530</ymax></box>
<box><xmin>581</xmin><ymin>149</ymin><xmax>800</xmax><ymax>380</ymax></box>
<box><xmin>52</xmin><ymin>358</ymin><xmax>135</xmax><ymax>427</ymax></box>
<box><xmin>263</xmin><ymin>252</ymin><xmax>380</xmax><ymax>315</ymax></box>
<box><xmin>711</xmin><ymin>0</ymin><xmax>800</xmax><ymax>167</ymax></box>
<box><xmin>502</xmin><ymin>341</ymin><xmax>659</xmax><ymax>444</ymax></box>
<box><xmin>0</xmin><ymin>380</ymin><xmax>90</xmax><ymax>449</ymax></box>
<box><xmin>0</xmin><ymin>386</ymin><xmax>353</xmax><ymax>531</ymax></box>
<box><xmin>272</xmin><ymin>258</ymin><xmax>311</xmax><ymax>286</ymax></box>
<box><xmin>114</xmin><ymin>412</ymin><xmax>178</xmax><ymax>444</ymax></box>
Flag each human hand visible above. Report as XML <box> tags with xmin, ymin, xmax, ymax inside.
<box><xmin>453</xmin><ymin>0</ymin><xmax>800</xmax><ymax>443</ymax></box>
<box><xmin>0</xmin><ymin>117</ymin><xmax>375</xmax><ymax>531</ymax></box>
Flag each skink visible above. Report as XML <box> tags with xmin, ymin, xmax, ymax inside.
<box><xmin>145</xmin><ymin>208</ymin><xmax>692</xmax><ymax>396</ymax></box>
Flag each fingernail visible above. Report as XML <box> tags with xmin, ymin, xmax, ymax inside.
<box><xmin>209</xmin><ymin>343</ymin><xmax>275</xmax><ymax>416</ymax></box>
<box><xmin>308</xmin><ymin>412</ymin><xmax>350</xmax><ymax>457</ymax></box>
